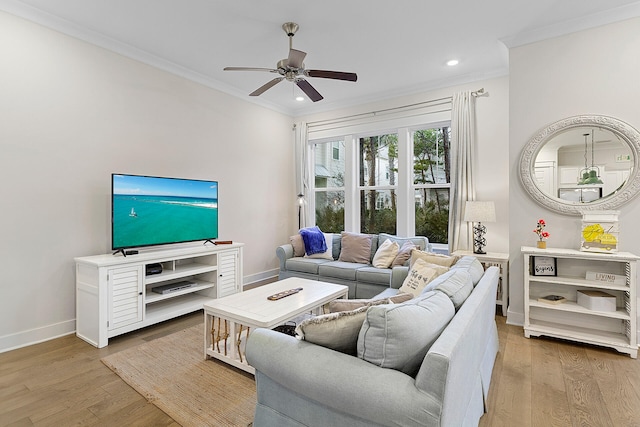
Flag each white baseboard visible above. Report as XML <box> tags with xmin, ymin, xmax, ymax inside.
<box><xmin>243</xmin><ymin>269</ymin><xmax>278</xmax><ymax>288</ymax></box>
<box><xmin>506</xmin><ymin>309</ymin><xmax>524</xmax><ymax>326</ymax></box>
<box><xmin>0</xmin><ymin>319</ymin><xmax>75</xmax><ymax>354</ymax></box>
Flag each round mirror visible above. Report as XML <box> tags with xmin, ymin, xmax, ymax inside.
<box><xmin>520</xmin><ymin>115</ymin><xmax>640</xmax><ymax>215</ymax></box>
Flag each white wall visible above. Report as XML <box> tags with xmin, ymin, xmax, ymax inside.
<box><xmin>0</xmin><ymin>11</ymin><xmax>295</xmax><ymax>352</ymax></box>
<box><xmin>299</xmin><ymin>77</ymin><xmax>511</xmax><ymax>254</ymax></box>
<box><xmin>508</xmin><ymin>17</ymin><xmax>640</xmax><ymax>337</ymax></box>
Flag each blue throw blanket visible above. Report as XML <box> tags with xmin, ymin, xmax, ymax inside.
<box><xmin>299</xmin><ymin>226</ymin><xmax>327</xmax><ymax>255</ymax></box>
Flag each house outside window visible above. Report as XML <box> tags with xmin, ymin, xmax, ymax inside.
<box><xmin>314</xmin><ymin>140</ymin><xmax>345</xmax><ymax>232</ymax></box>
<box><xmin>359</xmin><ymin>134</ymin><xmax>398</xmax><ymax>234</ymax></box>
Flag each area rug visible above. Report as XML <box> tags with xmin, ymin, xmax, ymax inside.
<box><xmin>102</xmin><ymin>324</ymin><xmax>256</xmax><ymax>427</ymax></box>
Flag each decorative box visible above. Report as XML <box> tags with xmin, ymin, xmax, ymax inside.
<box><xmin>580</xmin><ymin>211</ymin><xmax>619</xmax><ymax>253</ymax></box>
<box><xmin>576</xmin><ymin>290</ymin><xmax>616</xmax><ymax>312</ymax></box>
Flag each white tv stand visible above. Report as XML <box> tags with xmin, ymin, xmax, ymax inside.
<box><xmin>75</xmin><ymin>243</ymin><xmax>243</xmax><ymax>348</ymax></box>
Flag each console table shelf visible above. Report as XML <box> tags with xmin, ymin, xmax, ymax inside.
<box><xmin>522</xmin><ymin>246</ymin><xmax>637</xmax><ymax>358</ymax></box>
<box><xmin>75</xmin><ymin>243</ymin><xmax>243</xmax><ymax>348</ymax></box>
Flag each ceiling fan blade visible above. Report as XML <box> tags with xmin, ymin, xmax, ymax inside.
<box><xmin>296</xmin><ymin>79</ymin><xmax>323</xmax><ymax>102</ymax></box>
<box><xmin>224</xmin><ymin>67</ymin><xmax>278</xmax><ymax>72</ymax></box>
<box><xmin>249</xmin><ymin>77</ymin><xmax>284</xmax><ymax>96</ymax></box>
<box><xmin>306</xmin><ymin>69</ymin><xmax>358</xmax><ymax>82</ymax></box>
<box><xmin>287</xmin><ymin>49</ymin><xmax>307</xmax><ymax>69</ymax></box>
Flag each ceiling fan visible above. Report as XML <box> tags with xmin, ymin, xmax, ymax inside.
<box><xmin>223</xmin><ymin>22</ymin><xmax>357</xmax><ymax>102</ymax></box>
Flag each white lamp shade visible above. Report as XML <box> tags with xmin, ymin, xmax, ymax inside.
<box><xmin>463</xmin><ymin>201</ymin><xmax>496</xmax><ymax>223</ymax></box>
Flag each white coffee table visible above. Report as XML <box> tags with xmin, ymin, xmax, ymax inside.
<box><xmin>203</xmin><ymin>277</ymin><xmax>348</xmax><ymax>373</ymax></box>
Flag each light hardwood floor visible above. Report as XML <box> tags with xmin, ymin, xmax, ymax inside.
<box><xmin>1</xmin><ymin>313</ymin><xmax>639</xmax><ymax>426</ymax></box>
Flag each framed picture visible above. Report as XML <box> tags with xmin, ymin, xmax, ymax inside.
<box><xmin>531</xmin><ymin>256</ymin><xmax>557</xmax><ymax>276</ymax></box>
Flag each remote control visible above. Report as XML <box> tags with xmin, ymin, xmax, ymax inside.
<box><xmin>267</xmin><ymin>287</ymin><xmax>303</xmax><ymax>301</ymax></box>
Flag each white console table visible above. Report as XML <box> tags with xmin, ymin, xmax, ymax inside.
<box><xmin>75</xmin><ymin>243</ymin><xmax>243</xmax><ymax>348</ymax></box>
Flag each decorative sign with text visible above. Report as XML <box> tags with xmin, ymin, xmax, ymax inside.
<box><xmin>586</xmin><ymin>271</ymin><xmax>626</xmax><ymax>285</ymax></box>
<box><xmin>531</xmin><ymin>256</ymin><xmax>557</xmax><ymax>276</ymax></box>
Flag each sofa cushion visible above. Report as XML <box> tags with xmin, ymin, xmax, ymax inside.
<box><xmin>285</xmin><ymin>257</ymin><xmax>332</xmax><ymax>275</ymax></box>
<box><xmin>289</xmin><ymin>234</ymin><xmax>305</xmax><ymax>257</ymax></box>
<box><xmin>432</xmin><ymin>270</ymin><xmax>474</xmax><ymax>309</ymax></box>
<box><xmin>450</xmin><ymin>256</ymin><xmax>485</xmax><ymax>286</ymax></box>
<box><xmin>391</xmin><ymin>241</ymin><xmax>418</xmax><ymax>267</ymax></box>
<box><xmin>355</xmin><ymin>266</ymin><xmax>393</xmax><ymax>285</ymax></box>
<box><xmin>304</xmin><ymin>233</ymin><xmax>334</xmax><ymax>260</ymax></box>
<box><xmin>410</xmin><ymin>250</ymin><xmax>460</xmax><ymax>268</ymax></box>
<box><xmin>399</xmin><ymin>259</ymin><xmax>450</xmax><ymax>297</ymax></box>
<box><xmin>295</xmin><ymin>305</ymin><xmax>371</xmax><ymax>355</ymax></box>
<box><xmin>300</xmin><ymin>226</ymin><xmax>327</xmax><ymax>255</ymax></box>
<box><xmin>372</xmin><ymin>239</ymin><xmax>399</xmax><ymax>268</ymax></box>
<box><xmin>357</xmin><ymin>291</ymin><xmax>455</xmax><ymax>376</ymax></box>
<box><xmin>319</xmin><ymin>261</ymin><xmax>368</xmax><ymax>281</ymax></box>
<box><xmin>338</xmin><ymin>232</ymin><xmax>373</xmax><ymax>264</ymax></box>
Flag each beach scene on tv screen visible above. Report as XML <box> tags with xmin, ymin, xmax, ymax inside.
<box><xmin>112</xmin><ymin>174</ymin><xmax>218</xmax><ymax>249</ymax></box>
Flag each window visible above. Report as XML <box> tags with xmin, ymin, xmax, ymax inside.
<box><xmin>314</xmin><ymin>140</ymin><xmax>345</xmax><ymax>232</ymax></box>
<box><xmin>413</xmin><ymin>127</ymin><xmax>451</xmax><ymax>243</ymax></box>
<box><xmin>359</xmin><ymin>134</ymin><xmax>398</xmax><ymax>234</ymax></box>
<box><xmin>309</xmin><ymin>122</ymin><xmax>452</xmax><ymax>243</ymax></box>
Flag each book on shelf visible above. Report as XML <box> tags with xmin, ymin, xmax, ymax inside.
<box><xmin>537</xmin><ymin>294</ymin><xmax>566</xmax><ymax>305</ymax></box>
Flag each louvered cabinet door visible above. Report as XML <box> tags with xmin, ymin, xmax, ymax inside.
<box><xmin>218</xmin><ymin>249</ymin><xmax>240</xmax><ymax>298</ymax></box>
<box><xmin>107</xmin><ymin>266</ymin><xmax>143</xmax><ymax>330</ymax></box>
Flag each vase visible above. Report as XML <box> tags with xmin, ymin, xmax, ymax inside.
<box><xmin>537</xmin><ymin>241</ymin><xmax>547</xmax><ymax>249</ymax></box>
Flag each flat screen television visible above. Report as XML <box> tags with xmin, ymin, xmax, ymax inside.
<box><xmin>112</xmin><ymin>174</ymin><xmax>218</xmax><ymax>251</ymax></box>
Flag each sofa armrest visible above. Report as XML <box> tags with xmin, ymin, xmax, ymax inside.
<box><xmin>246</xmin><ymin>329</ymin><xmax>442</xmax><ymax>426</ymax></box>
<box><xmin>390</xmin><ymin>266</ymin><xmax>409</xmax><ymax>289</ymax></box>
<box><xmin>276</xmin><ymin>244</ymin><xmax>294</xmax><ymax>271</ymax></box>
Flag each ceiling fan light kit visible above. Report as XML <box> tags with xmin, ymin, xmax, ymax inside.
<box><xmin>224</xmin><ymin>22</ymin><xmax>357</xmax><ymax>102</ymax></box>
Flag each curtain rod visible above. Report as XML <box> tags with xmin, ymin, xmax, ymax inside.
<box><xmin>307</xmin><ymin>87</ymin><xmax>487</xmax><ymax>129</ymax></box>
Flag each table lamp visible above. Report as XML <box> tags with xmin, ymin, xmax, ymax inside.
<box><xmin>463</xmin><ymin>201</ymin><xmax>496</xmax><ymax>254</ymax></box>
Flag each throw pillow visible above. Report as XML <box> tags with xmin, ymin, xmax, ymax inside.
<box><xmin>410</xmin><ymin>250</ymin><xmax>460</xmax><ymax>269</ymax></box>
<box><xmin>299</xmin><ymin>226</ymin><xmax>327</xmax><ymax>256</ymax></box>
<box><xmin>357</xmin><ymin>291</ymin><xmax>455</xmax><ymax>377</ymax></box>
<box><xmin>338</xmin><ymin>232</ymin><xmax>373</xmax><ymax>264</ymax></box>
<box><xmin>372</xmin><ymin>239</ymin><xmax>400</xmax><ymax>268</ymax></box>
<box><xmin>326</xmin><ymin>292</ymin><xmax>414</xmax><ymax>313</ymax></box>
<box><xmin>399</xmin><ymin>258</ymin><xmax>450</xmax><ymax>297</ymax></box>
<box><xmin>391</xmin><ymin>241</ymin><xmax>417</xmax><ymax>267</ymax></box>
<box><xmin>289</xmin><ymin>234</ymin><xmax>305</xmax><ymax>257</ymax></box>
<box><xmin>296</xmin><ymin>305</ymin><xmax>371</xmax><ymax>355</ymax></box>
<box><xmin>305</xmin><ymin>233</ymin><xmax>334</xmax><ymax>260</ymax></box>
<box><xmin>326</xmin><ymin>297</ymin><xmax>390</xmax><ymax>314</ymax></box>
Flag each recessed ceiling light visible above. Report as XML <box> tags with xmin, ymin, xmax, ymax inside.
<box><xmin>447</xmin><ymin>59</ymin><xmax>459</xmax><ymax>67</ymax></box>
<box><xmin>295</xmin><ymin>96</ymin><xmax>305</xmax><ymax>102</ymax></box>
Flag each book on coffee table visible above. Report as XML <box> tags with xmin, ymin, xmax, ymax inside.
<box><xmin>537</xmin><ymin>294</ymin><xmax>566</xmax><ymax>305</ymax></box>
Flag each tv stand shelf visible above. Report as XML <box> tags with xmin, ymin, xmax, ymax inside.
<box><xmin>75</xmin><ymin>243</ymin><xmax>243</xmax><ymax>348</ymax></box>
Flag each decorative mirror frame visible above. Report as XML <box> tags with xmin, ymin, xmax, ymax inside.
<box><xmin>520</xmin><ymin>115</ymin><xmax>640</xmax><ymax>215</ymax></box>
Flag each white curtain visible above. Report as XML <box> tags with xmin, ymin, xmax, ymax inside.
<box><xmin>294</xmin><ymin>122</ymin><xmax>309</xmax><ymax>230</ymax></box>
<box><xmin>448</xmin><ymin>91</ymin><xmax>477</xmax><ymax>253</ymax></box>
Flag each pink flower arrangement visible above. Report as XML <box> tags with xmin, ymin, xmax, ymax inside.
<box><xmin>534</xmin><ymin>219</ymin><xmax>550</xmax><ymax>241</ymax></box>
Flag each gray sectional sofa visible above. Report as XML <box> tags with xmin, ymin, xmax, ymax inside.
<box><xmin>276</xmin><ymin>232</ymin><xmax>432</xmax><ymax>299</ymax></box>
<box><xmin>246</xmin><ymin>258</ymin><xmax>500</xmax><ymax>427</ymax></box>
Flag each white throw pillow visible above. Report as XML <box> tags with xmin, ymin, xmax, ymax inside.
<box><xmin>304</xmin><ymin>233</ymin><xmax>334</xmax><ymax>260</ymax></box>
<box><xmin>372</xmin><ymin>239</ymin><xmax>400</xmax><ymax>268</ymax></box>
<box><xmin>399</xmin><ymin>258</ymin><xmax>450</xmax><ymax>297</ymax></box>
